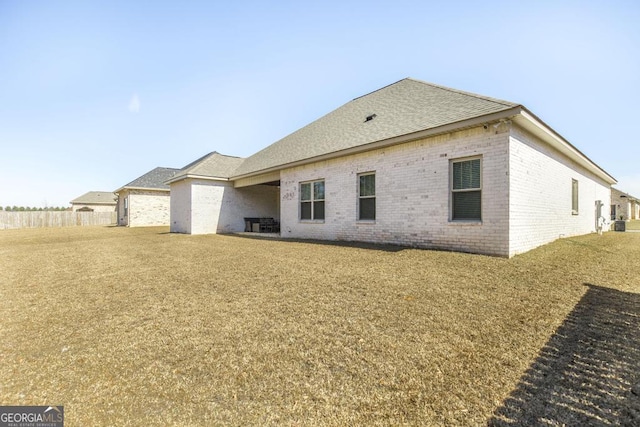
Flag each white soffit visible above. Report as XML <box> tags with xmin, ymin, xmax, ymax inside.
<box><xmin>514</xmin><ymin>110</ymin><xmax>616</xmax><ymax>185</ymax></box>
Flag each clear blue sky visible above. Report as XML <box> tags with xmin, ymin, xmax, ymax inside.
<box><xmin>1</xmin><ymin>0</ymin><xmax>639</xmax><ymax>207</ymax></box>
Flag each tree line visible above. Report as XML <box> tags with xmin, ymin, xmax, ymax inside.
<box><xmin>1</xmin><ymin>206</ymin><xmax>71</xmax><ymax>212</ymax></box>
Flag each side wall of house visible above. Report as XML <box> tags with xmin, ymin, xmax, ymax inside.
<box><xmin>117</xmin><ymin>191</ymin><xmax>129</xmax><ymax>225</ymax></box>
<box><xmin>170</xmin><ymin>180</ymin><xmax>192</xmax><ymax>233</ymax></box>
<box><xmin>127</xmin><ymin>189</ymin><xmax>171</xmax><ymax>227</ymax></box>
<box><xmin>279</xmin><ymin>125</ymin><xmax>511</xmax><ymax>256</ymax></box>
<box><xmin>189</xmin><ymin>180</ymin><xmax>227</xmax><ymax>234</ymax></box>
<box><xmin>508</xmin><ymin>124</ymin><xmax>611</xmax><ymax>256</ymax></box>
<box><xmin>171</xmin><ymin>178</ymin><xmax>279</xmax><ymax>235</ymax></box>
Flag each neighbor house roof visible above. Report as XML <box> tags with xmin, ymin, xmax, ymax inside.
<box><xmin>230</xmin><ymin>77</ymin><xmax>616</xmax><ymax>185</ymax></box>
<box><xmin>70</xmin><ymin>191</ymin><xmax>117</xmax><ymax>205</ymax></box>
<box><xmin>165</xmin><ymin>152</ymin><xmax>245</xmax><ymax>184</ymax></box>
<box><xmin>115</xmin><ymin>167</ymin><xmax>180</xmax><ymax>193</ymax></box>
<box><xmin>612</xmin><ymin>187</ymin><xmax>639</xmax><ymax>202</ymax></box>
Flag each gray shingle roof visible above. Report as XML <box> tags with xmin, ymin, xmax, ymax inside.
<box><xmin>232</xmin><ymin>78</ymin><xmax>519</xmax><ymax>177</ymax></box>
<box><xmin>168</xmin><ymin>152</ymin><xmax>245</xmax><ymax>183</ymax></box>
<box><xmin>118</xmin><ymin>167</ymin><xmax>180</xmax><ymax>191</ymax></box>
<box><xmin>70</xmin><ymin>191</ymin><xmax>117</xmax><ymax>205</ymax></box>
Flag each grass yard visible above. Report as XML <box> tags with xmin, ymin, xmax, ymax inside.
<box><xmin>626</xmin><ymin>219</ymin><xmax>640</xmax><ymax>231</ymax></box>
<box><xmin>0</xmin><ymin>227</ymin><xmax>638</xmax><ymax>426</ymax></box>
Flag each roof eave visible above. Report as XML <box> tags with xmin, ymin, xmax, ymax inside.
<box><xmin>230</xmin><ymin>106</ymin><xmax>523</xmax><ymax>181</ymax></box>
<box><xmin>165</xmin><ymin>174</ymin><xmax>232</xmax><ymax>185</ymax></box>
<box><xmin>70</xmin><ymin>201</ymin><xmax>117</xmax><ymax>205</ymax></box>
<box><xmin>514</xmin><ymin>108</ymin><xmax>617</xmax><ymax>185</ymax></box>
<box><xmin>114</xmin><ymin>186</ymin><xmax>170</xmax><ymax>194</ymax></box>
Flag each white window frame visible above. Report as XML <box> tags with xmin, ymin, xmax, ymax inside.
<box><xmin>300</xmin><ymin>179</ymin><xmax>325</xmax><ymax>221</ymax></box>
<box><xmin>450</xmin><ymin>156</ymin><xmax>482</xmax><ymax>222</ymax></box>
<box><xmin>357</xmin><ymin>172</ymin><xmax>376</xmax><ymax>222</ymax></box>
<box><xmin>572</xmin><ymin>179</ymin><xmax>579</xmax><ymax>215</ymax></box>
<box><xmin>123</xmin><ymin>197</ymin><xmax>128</xmax><ymax>217</ymax></box>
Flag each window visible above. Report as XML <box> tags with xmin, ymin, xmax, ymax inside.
<box><xmin>611</xmin><ymin>204</ymin><xmax>616</xmax><ymax>221</ymax></box>
<box><xmin>451</xmin><ymin>157</ymin><xmax>481</xmax><ymax>221</ymax></box>
<box><xmin>358</xmin><ymin>173</ymin><xmax>376</xmax><ymax>221</ymax></box>
<box><xmin>572</xmin><ymin>179</ymin><xmax>579</xmax><ymax>215</ymax></box>
<box><xmin>124</xmin><ymin>197</ymin><xmax>128</xmax><ymax>217</ymax></box>
<box><xmin>300</xmin><ymin>180</ymin><xmax>325</xmax><ymax>220</ymax></box>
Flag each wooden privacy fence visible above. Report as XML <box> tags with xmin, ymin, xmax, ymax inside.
<box><xmin>0</xmin><ymin>211</ymin><xmax>116</xmax><ymax>229</ymax></box>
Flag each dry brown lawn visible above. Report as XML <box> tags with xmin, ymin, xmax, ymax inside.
<box><xmin>626</xmin><ymin>219</ymin><xmax>640</xmax><ymax>231</ymax></box>
<box><xmin>0</xmin><ymin>226</ymin><xmax>638</xmax><ymax>426</ymax></box>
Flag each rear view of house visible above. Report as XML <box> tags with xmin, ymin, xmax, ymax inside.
<box><xmin>166</xmin><ymin>152</ymin><xmax>278</xmax><ymax>234</ymax></box>
<box><xmin>115</xmin><ymin>167</ymin><xmax>179</xmax><ymax>227</ymax></box>
<box><xmin>170</xmin><ymin>78</ymin><xmax>616</xmax><ymax>257</ymax></box>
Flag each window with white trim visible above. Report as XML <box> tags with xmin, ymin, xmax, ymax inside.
<box><xmin>572</xmin><ymin>179</ymin><xmax>579</xmax><ymax>215</ymax></box>
<box><xmin>300</xmin><ymin>180</ymin><xmax>325</xmax><ymax>220</ymax></box>
<box><xmin>451</xmin><ymin>157</ymin><xmax>482</xmax><ymax>221</ymax></box>
<box><xmin>358</xmin><ymin>172</ymin><xmax>376</xmax><ymax>221</ymax></box>
<box><xmin>124</xmin><ymin>197</ymin><xmax>128</xmax><ymax>217</ymax></box>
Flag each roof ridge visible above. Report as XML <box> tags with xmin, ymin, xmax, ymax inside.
<box><xmin>167</xmin><ymin>151</ymin><xmax>245</xmax><ymax>183</ymax></box>
<box><xmin>179</xmin><ymin>151</ymin><xmax>245</xmax><ymax>173</ymax></box>
<box><xmin>351</xmin><ymin>78</ymin><xmax>409</xmax><ymax>101</ymax></box>
<box><xmin>211</xmin><ymin>152</ymin><xmax>244</xmax><ymax>159</ymax></box>
<box><xmin>178</xmin><ymin>151</ymin><xmax>218</xmax><ymax>172</ymax></box>
<box><xmin>404</xmin><ymin>77</ymin><xmax>519</xmax><ymax>108</ymax></box>
<box><xmin>351</xmin><ymin>78</ymin><xmax>518</xmax><ymax>109</ymax></box>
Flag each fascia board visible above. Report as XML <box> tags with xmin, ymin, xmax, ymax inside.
<box><xmin>165</xmin><ymin>174</ymin><xmax>231</xmax><ymax>185</ymax></box>
<box><xmin>515</xmin><ymin>109</ymin><xmax>616</xmax><ymax>184</ymax></box>
<box><xmin>120</xmin><ymin>186</ymin><xmax>170</xmax><ymax>192</ymax></box>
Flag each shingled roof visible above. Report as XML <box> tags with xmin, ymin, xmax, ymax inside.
<box><xmin>232</xmin><ymin>78</ymin><xmax>520</xmax><ymax>178</ymax></box>
<box><xmin>166</xmin><ymin>152</ymin><xmax>245</xmax><ymax>184</ymax></box>
<box><xmin>70</xmin><ymin>191</ymin><xmax>117</xmax><ymax>205</ymax></box>
<box><xmin>116</xmin><ymin>167</ymin><xmax>180</xmax><ymax>192</ymax></box>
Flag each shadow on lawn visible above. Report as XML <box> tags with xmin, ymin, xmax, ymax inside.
<box><xmin>489</xmin><ymin>284</ymin><xmax>640</xmax><ymax>426</ymax></box>
<box><xmin>229</xmin><ymin>233</ymin><xmax>408</xmax><ymax>253</ymax></box>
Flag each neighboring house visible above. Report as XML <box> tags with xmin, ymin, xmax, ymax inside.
<box><xmin>169</xmin><ymin>78</ymin><xmax>616</xmax><ymax>257</ymax></box>
<box><xmin>611</xmin><ymin>187</ymin><xmax>640</xmax><ymax>220</ymax></box>
<box><xmin>166</xmin><ymin>152</ymin><xmax>279</xmax><ymax>234</ymax></box>
<box><xmin>70</xmin><ymin>191</ymin><xmax>117</xmax><ymax>212</ymax></box>
<box><xmin>115</xmin><ymin>167</ymin><xmax>180</xmax><ymax>227</ymax></box>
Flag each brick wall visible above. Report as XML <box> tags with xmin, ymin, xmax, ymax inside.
<box><xmin>279</xmin><ymin>125</ymin><xmax>512</xmax><ymax>256</ymax></box>
<box><xmin>508</xmin><ymin>124</ymin><xmax>611</xmax><ymax>255</ymax></box>
<box><xmin>190</xmin><ymin>180</ymin><xmax>226</xmax><ymax>234</ymax></box>
<box><xmin>168</xmin><ymin>122</ymin><xmax>611</xmax><ymax>255</ymax></box>
<box><xmin>170</xmin><ymin>178</ymin><xmax>279</xmax><ymax>235</ymax></box>
<box><xmin>611</xmin><ymin>188</ymin><xmax>633</xmax><ymax>220</ymax></box>
<box><xmin>169</xmin><ymin>180</ymin><xmax>192</xmax><ymax>234</ymax></box>
<box><xmin>217</xmin><ymin>185</ymin><xmax>279</xmax><ymax>232</ymax></box>
<box><xmin>117</xmin><ymin>193</ymin><xmax>127</xmax><ymax>226</ymax></box>
<box><xmin>120</xmin><ymin>189</ymin><xmax>171</xmax><ymax>227</ymax></box>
